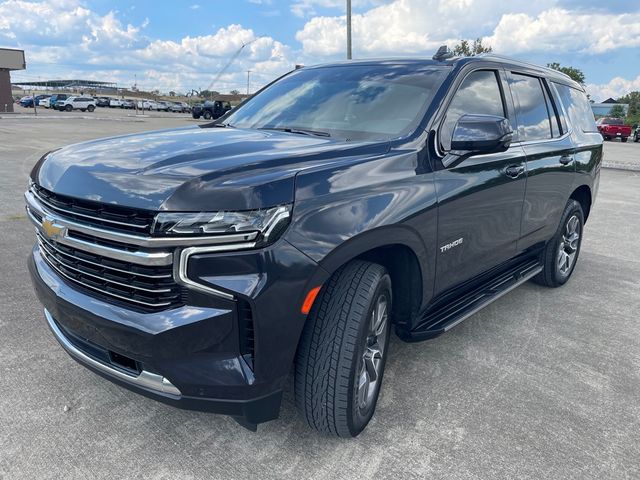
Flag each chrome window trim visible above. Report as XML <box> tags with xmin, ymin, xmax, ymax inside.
<box><xmin>44</xmin><ymin>309</ymin><xmax>181</xmax><ymax>396</ymax></box>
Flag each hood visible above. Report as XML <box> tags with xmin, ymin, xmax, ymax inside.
<box><xmin>32</xmin><ymin>126</ymin><xmax>389</xmax><ymax>211</ymax></box>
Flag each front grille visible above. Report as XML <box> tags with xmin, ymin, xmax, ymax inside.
<box><xmin>37</xmin><ymin>232</ymin><xmax>182</xmax><ymax>311</ymax></box>
<box><xmin>31</xmin><ymin>184</ymin><xmax>154</xmax><ymax>235</ymax></box>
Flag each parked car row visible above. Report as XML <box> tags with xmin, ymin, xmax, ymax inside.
<box><xmin>16</xmin><ymin>94</ymin><xmax>192</xmax><ymax>113</ymax></box>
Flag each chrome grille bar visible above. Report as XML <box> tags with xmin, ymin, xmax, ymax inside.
<box><xmin>36</xmin><ymin>232</ymin><xmax>172</xmax><ymax>280</ymax></box>
<box><xmin>25</xmin><ymin>189</ymin><xmax>258</xmax><ymax>248</ymax></box>
<box><xmin>37</xmin><ymin>249</ymin><xmax>175</xmax><ymax>309</ymax></box>
<box><xmin>38</xmin><ymin>240</ymin><xmax>173</xmax><ymax>294</ymax></box>
<box><xmin>31</xmin><ymin>186</ymin><xmax>150</xmax><ymax>230</ymax></box>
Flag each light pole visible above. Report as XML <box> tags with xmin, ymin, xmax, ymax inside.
<box><xmin>346</xmin><ymin>0</ymin><xmax>352</xmax><ymax>59</ymax></box>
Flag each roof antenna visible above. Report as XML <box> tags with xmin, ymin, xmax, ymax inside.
<box><xmin>433</xmin><ymin>45</ymin><xmax>454</xmax><ymax>61</ymax></box>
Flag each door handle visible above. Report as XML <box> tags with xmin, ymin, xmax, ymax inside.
<box><xmin>505</xmin><ymin>165</ymin><xmax>525</xmax><ymax>178</ymax></box>
<box><xmin>559</xmin><ymin>155</ymin><xmax>574</xmax><ymax>165</ymax></box>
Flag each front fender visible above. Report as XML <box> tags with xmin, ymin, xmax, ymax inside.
<box><xmin>285</xmin><ymin>146</ymin><xmax>438</xmax><ymax>307</ymax></box>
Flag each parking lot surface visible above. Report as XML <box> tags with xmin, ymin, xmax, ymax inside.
<box><xmin>601</xmin><ymin>139</ymin><xmax>640</xmax><ymax>171</ymax></box>
<box><xmin>1</xmin><ymin>117</ymin><xmax>639</xmax><ymax>479</ymax></box>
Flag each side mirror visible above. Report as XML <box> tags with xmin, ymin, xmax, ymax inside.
<box><xmin>444</xmin><ymin>114</ymin><xmax>513</xmax><ymax>167</ymax></box>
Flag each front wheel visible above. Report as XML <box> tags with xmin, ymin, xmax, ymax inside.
<box><xmin>203</xmin><ymin>110</ymin><xmax>213</xmax><ymax>120</ymax></box>
<box><xmin>295</xmin><ymin>260</ymin><xmax>392</xmax><ymax>437</ymax></box>
<box><xmin>87</xmin><ymin>105</ymin><xmax>95</xmax><ymax>112</ymax></box>
<box><xmin>533</xmin><ymin>199</ymin><xmax>584</xmax><ymax>288</ymax></box>
<box><xmin>621</xmin><ymin>137</ymin><xmax>628</xmax><ymax>143</ymax></box>
<box><xmin>65</xmin><ymin>104</ymin><xmax>73</xmax><ymax>112</ymax></box>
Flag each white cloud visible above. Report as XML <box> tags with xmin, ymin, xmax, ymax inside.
<box><xmin>484</xmin><ymin>8</ymin><xmax>640</xmax><ymax>54</ymax></box>
<box><xmin>2</xmin><ymin>0</ymin><xmax>296</xmax><ymax>93</ymax></box>
<box><xmin>586</xmin><ymin>76</ymin><xmax>640</xmax><ymax>103</ymax></box>
<box><xmin>295</xmin><ymin>0</ymin><xmax>558</xmax><ymax>56</ymax></box>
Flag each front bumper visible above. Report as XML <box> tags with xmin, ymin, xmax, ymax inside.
<box><xmin>29</xmin><ymin>235</ymin><xmax>328</xmax><ymax>426</ymax></box>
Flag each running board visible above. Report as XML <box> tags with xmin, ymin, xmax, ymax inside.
<box><xmin>399</xmin><ymin>259</ymin><xmax>542</xmax><ymax>342</ymax></box>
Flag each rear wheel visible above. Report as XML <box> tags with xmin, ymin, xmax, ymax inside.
<box><xmin>621</xmin><ymin>137</ymin><xmax>628</xmax><ymax>143</ymax></box>
<box><xmin>533</xmin><ymin>199</ymin><xmax>584</xmax><ymax>288</ymax></box>
<box><xmin>295</xmin><ymin>260</ymin><xmax>392</xmax><ymax>437</ymax></box>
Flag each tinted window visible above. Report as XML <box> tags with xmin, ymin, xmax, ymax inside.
<box><xmin>542</xmin><ymin>82</ymin><xmax>562</xmax><ymax>137</ymax></box>
<box><xmin>553</xmin><ymin>83</ymin><xmax>598</xmax><ymax>133</ymax></box>
<box><xmin>441</xmin><ymin>70</ymin><xmax>505</xmax><ymax>151</ymax></box>
<box><xmin>225</xmin><ymin>65</ymin><xmax>449</xmax><ymax>140</ymax></box>
<box><xmin>510</xmin><ymin>73</ymin><xmax>552</xmax><ymax>142</ymax></box>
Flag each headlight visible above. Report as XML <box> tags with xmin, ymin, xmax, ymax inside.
<box><xmin>152</xmin><ymin>204</ymin><xmax>291</xmax><ymax>245</ymax></box>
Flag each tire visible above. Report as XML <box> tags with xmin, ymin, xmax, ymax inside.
<box><xmin>621</xmin><ymin>137</ymin><xmax>628</xmax><ymax>143</ymax></box>
<box><xmin>634</xmin><ymin>134</ymin><xmax>639</xmax><ymax>143</ymax></box>
<box><xmin>203</xmin><ymin>110</ymin><xmax>213</xmax><ymax>120</ymax></box>
<box><xmin>533</xmin><ymin>199</ymin><xmax>584</xmax><ymax>288</ymax></box>
<box><xmin>295</xmin><ymin>260</ymin><xmax>392</xmax><ymax>437</ymax></box>
<box><xmin>87</xmin><ymin>105</ymin><xmax>95</xmax><ymax>112</ymax></box>
<box><xmin>65</xmin><ymin>104</ymin><xmax>72</xmax><ymax>112</ymax></box>
<box><xmin>192</xmin><ymin>113</ymin><xmax>200</xmax><ymax>119</ymax></box>
<box><xmin>81</xmin><ymin>109</ymin><xmax>86</xmax><ymax>112</ymax></box>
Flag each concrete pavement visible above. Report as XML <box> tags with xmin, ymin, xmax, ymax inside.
<box><xmin>1</xmin><ymin>117</ymin><xmax>639</xmax><ymax>479</ymax></box>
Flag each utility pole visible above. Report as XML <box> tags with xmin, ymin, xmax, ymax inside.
<box><xmin>346</xmin><ymin>0</ymin><xmax>352</xmax><ymax>59</ymax></box>
<box><xmin>246</xmin><ymin>70</ymin><xmax>252</xmax><ymax>95</ymax></box>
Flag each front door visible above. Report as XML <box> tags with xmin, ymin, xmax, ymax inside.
<box><xmin>433</xmin><ymin>68</ymin><xmax>527</xmax><ymax>295</ymax></box>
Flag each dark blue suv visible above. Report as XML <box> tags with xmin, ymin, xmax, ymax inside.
<box><xmin>27</xmin><ymin>51</ymin><xmax>601</xmax><ymax>436</ymax></box>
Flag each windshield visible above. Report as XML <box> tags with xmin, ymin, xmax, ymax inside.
<box><xmin>603</xmin><ymin>117</ymin><xmax>623</xmax><ymax>125</ymax></box>
<box><xmin>223</xmin><ymin>64</ymin><xmax>448</xmax><ymax>140</ymax></box>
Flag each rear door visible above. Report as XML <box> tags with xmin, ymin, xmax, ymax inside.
<box><xmin>507</xmin><ymin>72</ymin><xmax>576</xmax><ymax>251</ymax></box>
<box><xmin>433</xmin><ymin>68</ymin><xmax>527</xmax><ymax>294</ymax></box>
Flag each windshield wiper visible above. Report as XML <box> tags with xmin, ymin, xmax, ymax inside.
<box><xmin>258</xmin><ymin>127</ymin><xmax>330</xmax><ymax>137</ymax></box>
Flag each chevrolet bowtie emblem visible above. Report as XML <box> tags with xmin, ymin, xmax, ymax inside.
<box><xmin>42</xmin><ymin>217</ymin><xmax>65</xmax><ymax>239</ymax></box>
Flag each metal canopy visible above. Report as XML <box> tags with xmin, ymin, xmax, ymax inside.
<box><xmin>12</xmin><ymin>79</ymin><xmax>116</xmax><ymax>89</ymax></box>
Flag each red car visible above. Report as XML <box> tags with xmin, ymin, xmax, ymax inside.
<box><xmin>596</xmin><ymin>117</ymin><xmax>632</xmax><ymax>142</ymax></box>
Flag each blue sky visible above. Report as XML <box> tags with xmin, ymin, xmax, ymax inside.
<box><xmin>2</xmin><ymin>0</ymin><xmax>640</xmax><ymax>100</ymax></box>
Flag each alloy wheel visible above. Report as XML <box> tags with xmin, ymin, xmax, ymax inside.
<box><xmin>355</xmin><ymin>294</ymin><xmax>389</xmax><ymax>415</ymax></box>
<box><xmin>557</xmin><ymin>214</ymin><xmax>580</xmax><ymax>276</ymax></box>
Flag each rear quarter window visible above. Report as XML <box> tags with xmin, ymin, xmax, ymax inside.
<box><xmin>553</xmin><ymin>83</ymin><xmax>598</xmax><ymax>133</ymax></box>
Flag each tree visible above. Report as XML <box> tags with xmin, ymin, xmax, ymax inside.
<box><xmin>608</xmin><ymin>104</ymin><xmax>625</xmax><ymax>118</ymax></box>
<box><xmin>199</xmin><ymin>89</ymin><xmax>219</xmax><ymax>99</ymax></box>
<box><xmin>230</xmin><ymin>89</ymin><xmax>240</xmax><ymax>95</ymax></box>
<box><xmin>546</xmin><ymin>63</ymin><xmax>586</xmax><ymax>85</ymax></box>
<box><xmin>452</xmin><ymin>38</ymin><xmax>492</xmax><ymax>57</ymax></box>
<box><xmin>616</xmin><ymin>91</ymin><xmax>640</xmax><ymax>124</ymax></box>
